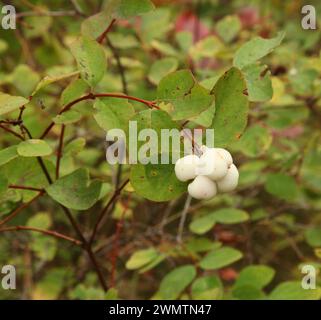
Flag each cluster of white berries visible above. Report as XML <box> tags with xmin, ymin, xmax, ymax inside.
<box><xmin>174</xmin><ymin>146</ymin><xmax>239</xmax><ymax>200</ymax></box>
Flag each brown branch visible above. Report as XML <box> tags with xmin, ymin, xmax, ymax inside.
<box><xmin>0</xmin><ymin>192</ymin><xmax>44</xmax><ymax>227</ymax></box>
<box><xmin>106</xmin><ymin>38</ymin><xmax>128</xmax><ymax>95</ymax></box>
<box><xmin>97</xmin><ymin>19</ymin><xmax>116</xmax><ymax>44</ymax></box>
<box><xmin>20</xmin><ymin>124</ymin><xmax>54</xmax><ymax>184</ymax></box>
<box><xmin>2</xmin><ymin>119</ymin><xmax>108</xmax><ymax>292</ymax></box>
<box><xmin>0</xmin><ymin>124</ymin><xmax>24</xmax><ymax>140</ymax></box>
<box><xmin>18</xmin><ymin>122</ymin><xmax>108</xmax><ymax>291</ymax></box>
<box><xmin>110</xmin><ymin>195</ymin><xmax>131</xmax><ymax>287</ymax></box>
<box><xmin>0</xmin><ymin>226</ymin><xmax>82</xmax><ymax>246</ymax></box>
<box><xmin>58</xmin><ymin>205</ymin><xmax>108</xmax><ymax>291</ymax></box>
<box><xmin>90</xmin><ymin>179</ymin><xmax>129</xmax><ymax>245</ymax></box>
<box><xmin>56</xmin><ymin>125</ymin><xmax>65</xmax><ymax>179</ymax></box>
<box><xmin>40</xmin><ymin>93</ymin><xmax>158</xmax><ymax>139</ymax></box>
<box><xmin>9</xmin><ymin>185</ymin><xmax>44</xmax><ymax>192</ymax></box>
<box><xmin>16</xmin><ymin>10</ymin><xmax>78</xmax><ymax>18</ymax></box>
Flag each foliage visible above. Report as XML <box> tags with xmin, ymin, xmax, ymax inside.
<box><xmin>0</xmin><ymin>0</ymin><xmax>321</xmax><ymax>300</ymax></box>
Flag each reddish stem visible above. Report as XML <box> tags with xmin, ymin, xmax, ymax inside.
<box><xmin>9</xmin><ymin>185</ymin><xmax>44</xmax><ymax>192</ymax></box>
<box><xmin>110</xmin><ymin>195</ymin><xmax>131</xmax><ymax>287</ymax></box>
<box><xmin>0</xmin><ymin>226</ymin><xmax>82</xmax><ymax>246</ymax></box>
<box><xmin>0</xmin><ymin>124</ymin><xmax>24</xmax><ymax>140</ymax></box>
<box><xmin>90</xmin><ymin>179</ymin><xmax>129</xmax><ymax>245</ymax></box>
<box><xmin>40</xmin><ymin>93</ymin><xmax>158</xmax><ymax>139</ymax></box>
<box><xmin>97</xmin><ymin>19</ymin><xmax>116</xmax><ymax>44</ymax></box>
<box><xmin>0</xmin><ymin>192</ymin><xmax>44</xmax><ymax>227</ymax></box>
<box><xmin>56</xmin><ymin>125</ymin><xmax>65</xmax><ymax>179</ymax></box>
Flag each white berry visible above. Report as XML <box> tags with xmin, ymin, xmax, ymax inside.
<box><xmin>216</xmin><ymin>164</ymin><xmax>239</xmax><ymax>192</ymax></box>
<box><xmin>174</xmin><ymin>154</ymin><xmax>200</xmax><ymax>182</ymax></box>
<box><xmin>215</xmin><ymin>148</ymin><xmax>233</xmax><ymax>167</ymax></box>
<box><xmin>197</xmin><ymin>148</ymin><xmax>228</xmax><ymax>180</ymax></box>
<box><xmin>188</xmin><ymin>175</ymin><xmax>217</xmax><ymax>200</ymax></box>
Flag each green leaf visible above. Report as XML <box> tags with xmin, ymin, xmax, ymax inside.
<box><xmin>242</xmin><ymin>64</ymin><xmax>273</xmax><ymax>102</ymax></box>
<box><xmin>140</xmin><ymin>8</ymin><xmax>171</xmax><ymax>43</ymax></box>
<box><xmin>189</xmin><ymin>214</ymin><xmax>216</xmax><ymax>235</ymax></box>
<box><xmin>186</xmin><ymin>238</ymin><xmax>222</xmax><ymax>253</ymax></box>
<box><xmin>130</xmin><ymin>159</ymin><xmax>187</xmax><ymax>202</ymax></box>
<box><xmin>46</xmin><ymin>168</ymin><xmax>102</xmax><ymax>210</ymax></box>
<box><xmin>0</xmin><ymin>172</ymin><xmax>8</xmax><ymax>194</ymax></box>
<box><xmin>70</xmin><ymin>36</ymin><xmax>107</xmax><ymax>87</ymax></box>
<box><xmin>130</xmin><ymin>109</ymin><xmax>180</xmax><ymax>156</ymax></box>
<box><xmin>60</xmin><ymin>79</ymin><xmax>89</xmax><ymax>105</ymax></box>
<box><xmin>232</xmin><ymin>285</ymin><xmax>265</xmax><ymax>300</ymax></box>
<box><xmin>265</xmin><ymin>173</ymin><xmax>299</xmax><ymax>201</ymax></box>
<box><xmin>34</xmin><ymin>268</ymin><xmax>68</xmax><ymax>299</ymax></box>
<box><xmin>157</xmin><ymin>70</ymin><xmax>214</xmax><ymax>120</ymax></box>
<box><xmin>190</xmin><ymin>36</ymin><xmax>223</xmax><ymax>60</ymax></box>
<box><xmin>211</xmin><ymin>208</ymin><xmax>249</xmax><ymax>224</ymax></box>
<box><xmin>81</xmin><ymin>9</ymin><xmax>114</xmax><ymax>39</ymax></box>
<box><xmin>269</xmin><ymin>281</ymin><xmax>321</xmax><ymax>300</ymax></box>
<box><xmin>17</xmin><ymin>139</ymin><xmax>53</xmax><ymax>157</ymax></box>
<box><xmin>0</xmin><ymin>146</ymin><xmax>18</xmax><ymax>166</ymax></box>
<box><xmin>24</xmin><ymin>15</ymin><xmax>52</xmax><ymax>39</ymax></box>
<box><xmin>9</xmin><ymin>64</ymin><xmax>40</xmax><ymax>96</ymax></box>
<box><xmin>190</xmin><ymin>209</ymin><xmax>248</xmax><ymax>235</ymax></box>
<box><xmin>148</xmin><ymin>58</ymin><xmax>178</xmax><ymax>85</ymax></box>
<box><xmin>211</xmin><ymin>67</ymin><xmax>249</xmax><ymax>147</ymax></box>
<box><xmin>189</xmin><ymin>103</ymin><xmax>215</xmax><ymax>128</ymax></box>
<box><xmin>138</xmin><ymin>254</ymin><xmax>167</xmax><ymax>274</ymax></box>
<box><xmin>158</xmin><ymin>265</ymin><xmax>196</xmax><ymax>299</ymax></box>
<box><xmin>64</xmin><ymin>138</ymin><xmax>86</xmax><ymax>156</ymax></box>
<box><xmin>233</xmin><ymin>124</ymin><xmax>272</xmax><ymax>157</ymax></box>
<box><xmin>116</xmin><ymin>0</ymin><xmax>155</xmax><ymax>18</ymax></box>
<box><xmin>81</xmin><ymin>0</ymin><xmax>154</xmax><ymax>39</ymax></box>
<box><xmin>31</xmin><ymin>236</ymin><xmax>57</xmax><ymax>262</ymax></box>
<box><xmin>125</xmin><ymin>248</ymin><xmax>159</xmax><ymax>270</ymax></box>
<box><xmin>70</xmin><ymin>284</ymin><xmax>109</xmax><ymax>300</ymax></box>
<box><xmin>300</xmin><ymin>136</ymin><xmax>321</xmax><ymax>193</ymax></box>
<box><xmin>191</xmin><ymin>275</ymin><xmax>223</xmax><ymax>300</ymax></box>
<box><xmin>216</xmin><ymin>15</ymin><xmax>241</xmax><ymax>43</ymax></box>
<box><xmin>27</xmin><ymin>212</ymin><xmax>52</xmax><ymax>230</ymax></box>
<box><xmin>289</xmin><ymin>68</ymin><xmax>319</xmax><ymax>97</ymax></box>
<box><xmin>94</xmin><ymin>98</ymin><xmax>135</xmax><ymax>133</ymax></box>
<box><xmin>234</xmin><ymin>265</ymin><xmax>275</xmax><ymax>289</ymax></box>
<box><xmin>233</xmin><ymin>31</ymin><xmax>285</xmax><ymax>69</ymax></box>
<box><xmin>2</xmin><ymin>158</ymin><xmax>53</xmax><ymax>202</ymax></box>
<box><xmin>0</xmin><ymin>93</ymin><xmax>29</xmax><ymax>116</ymax></box>
<box><xmin>53</xmin><ymin>110</ymin><xmax>82</xmax><ymax>125</ymax></box>
<box><xmin>200</xmin><ymin>247</ymin><xmax>243</xmax><ymax>270</ymax></box>
<box><xmin>305</xmin><ymin>227</ymin><xmax>321</xmax><ymax>247</ymax></box>
<box><xmin>31</xmin><ymin>71</ymin><xmax>79</xmax><ymax>96</ymax></box>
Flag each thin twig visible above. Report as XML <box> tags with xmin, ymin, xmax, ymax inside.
<box><xmin>0</xmin><ymin>226</ymin><xmax>82</xmax><ymax>246</ymax></box>
<box><xmin>106</xmin><ymin>38</ymin><xmax>128</xmax><ymax>95</ymax></box>
<box><xmin>0</xmin><ymin>124</ymin><xmax>24</xmax><ymax>140</ymax></box>
<box><xmin>58</xmin><ymin>205</ymin><xmax>108</xmax><ymax>292</ymax></box>
<box><xmin>0</xmin><ymin>192</ymin><xmax>44</xmax><ymax>227</ymax></box>
<box><xmin>40</xmin><ymin>93</ymin><xmax>158</xmax><ymax>139</ymax></box>
<box><xmin>16</xmin><ymin>10</ymin><xmax>78</xmax><ymax>18</ymax></box>
<box><xmin>19</xmin><ymin>121</ymin><xmax>108</xmax><ymax>291</ymax></box>
<box><xmin>9</xmin><ymin>185</ymin><xmax>44</xmax><ymax>192</ymax></box>
<box><xmin>110</xmin><ymin>195</ymin><xmax>131</xmax><ymax>287</ymax></box>
<box><xmin>56</xmin><ymin>125</ymin><xmax>65</xmax><ymax>179</ymax></box>
<box><xmin>97</xmin><ymin>19</ymin><xmax>116</xmax><ymax>44</ymax></box>
<box><xmin>177</xmin><ymin>195</ymin><xmax>192</xmax><ymax>243</ymax></box>
<box><xmin>90</xmin><ymin>179</ymin><xmax>129</xmax><ymax>245</ymax></box>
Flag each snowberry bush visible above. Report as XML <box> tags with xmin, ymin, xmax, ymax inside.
<box><xmin>0</xmin><ymin>0</ymin><xmax>321</xmax><ymax>300</ymax></box>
